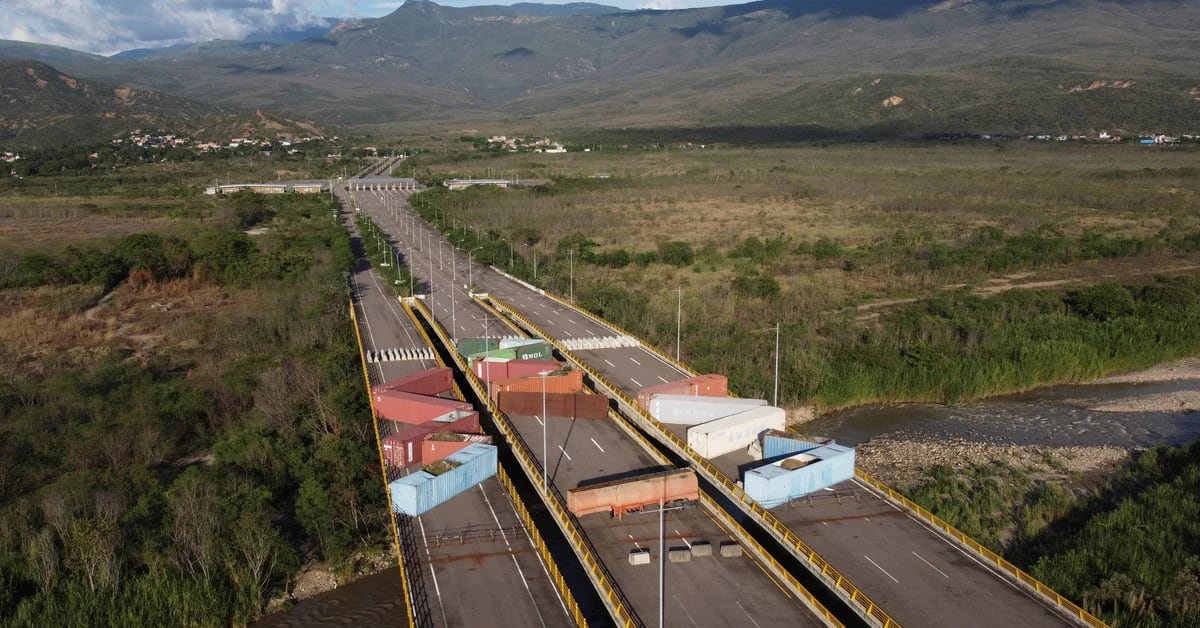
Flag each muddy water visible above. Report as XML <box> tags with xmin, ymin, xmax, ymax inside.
<box><xmin>806</xmin><ymin>379</ymin><xmax>1200</xmax><ymax>448</ymax></box>
<box><xmin>253</xmin><ymin>568</ymin><xmax>406</xmax><ymax>628</ymax></box>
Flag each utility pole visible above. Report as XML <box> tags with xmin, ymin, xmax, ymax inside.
<box><xmin>676</xmin><ymin>286</ymin><xmax>682</xmax><ymax>362</ymax></box>
<box><xmin>774</xmin><ymin>322</ymin><xmax>780</xmax><ymax>407</ymax></box>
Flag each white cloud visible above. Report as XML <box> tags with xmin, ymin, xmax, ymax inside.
<box><xmin>0</xmin><ymin>0</ymin><xmax>331</xmax><ymax>55</ymax></box>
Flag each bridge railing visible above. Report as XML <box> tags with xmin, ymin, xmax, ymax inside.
<box><xmin>408</xmin><ymin>297</ymin><xmax>637</xmax><ymax>628</ymax></box>
<box><xmin>487</xmin><ymin>295</ymin><xmax>898</xmax><ymax>628</ymax></box>
<box><xmin>348</xmin><ymin>299</ymin><xmax>416</xmax><ymax>628</ymax></box>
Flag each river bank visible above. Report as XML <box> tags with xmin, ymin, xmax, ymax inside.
<box><xmin>849</xmin><ymin>356</ymin><xmax>1200</xmax><ymax>488</ymax></box>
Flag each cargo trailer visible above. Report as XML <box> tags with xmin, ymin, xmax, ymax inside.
<box><xmin>390</xmin><ymin>443</ymin><xmax>498</xmax><ymax>516</ymax></box>
<box><xmin>687</xmin><ymin>406</ymin><xmax>786</xmax><ymax>459</ymax></box>
<box><xmin>567</xmin><ymin>469</ymin><xmax>699</xmax><ymax>519</ymax></box>
<box><xmin>647</xmin><ymin>394</ymin><xmax>766</xmax><ymax>426</ymax></box>
<box><xmin>744</xmin><ymin>444</ymin><xmax>855</xmax><ymax>508</ymax></box>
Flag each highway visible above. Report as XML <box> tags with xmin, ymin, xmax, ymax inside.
<box><xmin>343</xmin><ymin>193</ymin><xmax>573</xmax><ymax>628</ymax></box>
<box><xmin>352</xmin><ymin>187</ymin><xmax>832</xmax><ymax>627</ymax></box>
<box><xmin>355</xmin><ymin>185</ymin><xmax>1083</xmax><ymax>628</ymax></box>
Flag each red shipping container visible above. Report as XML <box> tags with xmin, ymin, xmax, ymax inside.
<box><xmin>422</xmin><ymin>433</ymin><xmax>494</xmax><ymax>464</ymax></box>
<box><xmin>420</xmin><ymin>409</ymin><xmax>481</xmax><ymax>434</ymax></box>
<box><xmin>504</xmin><ymin>359</ymin><xmax>565</xmax><ymax>379</ymax></box>
<box><xmin>373</xmin><ymin>391</ymin><xmax>472</xmax><ymax>424</ymax></box>
<box><xmin>372</xmin><ymin>367</ymin><xmax>454</xmax><ymax>396</ymax></box>
<box><xmin>686</xmin><ymin>374</ymin><xmax>728</xmax><ymax>397</ymax></box>
<box><xmin>381</xmin><ymin>425</ymin><xmax>433</xmax><ymax>468</ymax></box>
<box><xmin>637</xmin><ymin>381</ymin><xmax>692</xmax><ymax>411</ymax></box>
<box><xmin>490</xmin><ymin>371</ymin><xmax>583</xmax><ymax>397</ymax></box>
<box><xmin>497</xmin><ymin>391</ymin><xmax>608</xmax><ymax>420</ymax></box>
<box><xmin>472</xmin><ymin>358</ymin><xmax>510</xmax><ymax>383</ymax></box>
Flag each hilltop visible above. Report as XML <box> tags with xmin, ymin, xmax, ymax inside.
<box><xmin>2</xmin><ymin>0</ymin><xmax>1199</xmax><ymax>136</ymax></box>
<box><xmin>0</xmin><ymin>59</ymin><xmax>323</xmax><ymax>146</ymax></box>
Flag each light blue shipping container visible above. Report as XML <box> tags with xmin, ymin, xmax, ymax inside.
<box><xmin>744</xmin><ymin>444</ymin><xmax>855</xmax><ymax>508</ymax></box>
<box><xmin>761</xmin><ymin>433</ymin><xmax>827</xmax><ymax>460</ymax></box>
<box><xmin>499</xmin><ymin>338</ymin><xmax>543</xmax><ymax>350</ymax></box>
<box><xmin>390</xmin><ymin>443</ymin><xmax>498</xmax><ymax>516</ymax></box>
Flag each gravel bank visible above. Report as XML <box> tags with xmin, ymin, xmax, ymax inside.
<box><xmin>855</xmin><ymin>436</ymin><xmax>1129</xmax><ymax>489</ymax></box>
<box><xmin>1095</xmin><ymin>356</ymin><xmax>1200</xmax><ymax>384</ymax></box>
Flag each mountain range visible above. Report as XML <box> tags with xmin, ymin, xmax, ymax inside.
<box><xmin>2</xmin><ymin>0</ymin><xmax>1199</xmax><ymax>144</ymax></box>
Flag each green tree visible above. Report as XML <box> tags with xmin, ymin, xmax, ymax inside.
<box><xmin>1070</xmin><ymin>283</ymin><xmax>1136</xmax><ymax>321</ymax></box>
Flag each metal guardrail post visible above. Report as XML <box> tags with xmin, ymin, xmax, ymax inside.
<box><xmin>348</xmin><ymin>300</ymin><xmax>417</xmax><ymax>628</ymax></box>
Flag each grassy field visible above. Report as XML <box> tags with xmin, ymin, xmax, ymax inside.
<box><xmin>406</xmin><ymin>141</ymin><xmax>1200</xmax><ymax>410</ymax></box>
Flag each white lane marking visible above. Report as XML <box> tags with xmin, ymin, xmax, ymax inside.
<box><xmin>864</xmin><ymin>555</ymin><xmax>900</xmax><ymax>584</ymax></box>
<box><xmin>557</xmin><ymin>446</ymin><xmax>572</xmax><ymax>461</ymax></box>
<box><xmin>566</xmin><ymin>318</ymin><xmax>577</xmax><ymax>324</ymax></box>
<box><xmin>912</xmin><ymin>551</ymin><xmax>951</xmax><ymax>579</ymax></box>
<box><xmin>735</xmin><ymin>601</ymin><xmax>763</xmax><ymax>628</ymax></box>
<box><xmin>675</xmin><ymin>531</ymin><xmax>690</xmax><ymax>548</ymax></box>
<box><xmin>478</xmin><ymin>486</ymin><xmax>550</xmax><ymax>628</ymax></box>
<box><xmin>630</xmin><ymin>377</ymin><xmax>643</xmax><ymax>387</ymax></box>
<box><xmin>672</xmin><ymin>595</ymin><xmax>701</xmax><ymax>627</ymax></box>
<box><xmin>630</xmin><ymin>357</ymin><xmax>641</xmax><ymax>365</ymax></box>
<box><xmin>417</xmin><ymin>517</ymin><xmax>450</xmax><ymax>627</ymax></box>
<box><xmin>629</xmin><ymin>534</ymin><xmax>640</xmax><ymax>549</ymax></box>
<box><xmin>534</xmin><ymin>415</ymin><xmax>544</xmax><ymax>427</ymax></box>
<box><xmin>604</xmin><ymin>359</ymin><xmax>615</xmax><ymax>367</ymax></box>
<box><xmin>590</xmin><ymin>438</ymin><xmax>605</xmax><ymax>453</ymax></box>
<box><xmin>657</xmin><ymin>376</ymin><xmax>669</xmax><ymax>383</ymax></box>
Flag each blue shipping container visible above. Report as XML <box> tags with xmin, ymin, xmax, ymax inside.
<box><xmin>390</xmin><ymin>443</ymin><xmax>498</xmax><ymax>516</ymax></box>
<box><xmin>744</xmin><ymin>444</ymin><xmax>855</xmax><ymax>508</ymax></box>
<box><xmin>761</xmin><ymin>433</ymin><xmax>826</xmax><ymax>460</ymax></box>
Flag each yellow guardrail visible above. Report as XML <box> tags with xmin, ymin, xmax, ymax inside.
<box><xmin>487</xmin><ymin>295</ymin><xmax>899</xmax><ymax>628</ymax></box>
<box><xmin>409</xmin><ymin>297</ymin><xmax>638</xmax><ymax>628</ymax></box>
<box><xmin>495</xmin><ymin>465</ymin><xmax>589</xmax><ymax>627</ymax></box>
<box><xmin>854</xmin><ymin>470</ymin><xmax>1108</xmax><ymax>627</ymax></box>
<box><xmin>348</xmin><ymin>299</ymin><xmax>416</xmax><ymax>628</ymax></box>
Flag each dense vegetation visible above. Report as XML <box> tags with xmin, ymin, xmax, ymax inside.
<box><xmin>909</xmin><ymin>441</ymin><xmax>1200</xmax><ymax>627</ymax></box>
<box><xmin>0</xmin><ymin>192</ymin><xmax>386</xmax><ymax>625</ymax></box>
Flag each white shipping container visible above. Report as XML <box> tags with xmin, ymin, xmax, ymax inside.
<box><xmin>687</xmin><ymin>406</ymin><xmax>787</xmax><ymax>459</ymax></box>
<box><xmin>648</xmin><ymin>394</ymin><xmax>767</xmax><ymax>426</ymax></box>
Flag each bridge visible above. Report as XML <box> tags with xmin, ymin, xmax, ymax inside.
<box><xmin>340</xmin><ymin>169</ymin><xmax>1107</xmax><ymax>627</ymax></box>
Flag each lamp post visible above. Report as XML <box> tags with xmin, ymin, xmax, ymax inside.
<box><xmin>676</xmin><ymin>286</ymin><xmax>682</xmax><ymax>362</ymax></box>
<box><xmin>468</xmin><ymin>246</ymin><xmax>483</xmax><ymax>290</ymax></box>
<box><xmin>752</xmin><ymin>322</ymin><xmax>781</xmax><ymax>407</ymax></box>
<box><xmin>537</xmin><ymin>369</ymin><xmax>556</xmax><ymax>488</ymax></box>
<box><xmin>568</xmin><ymin>250</ymin><xmax>575</xmax><ymax>301</ymax></box>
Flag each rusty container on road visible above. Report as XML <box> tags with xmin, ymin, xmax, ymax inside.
<box><xmin>637</xmin><ymin>380</ymin><xmax>692</xmax><ymax>411</ymax></box>
<box><xmin>496</xmin><ymin>391</ymin><xmax>608</xmax><ymax>419</ymax></box>
<box><xmin>567</xmin><ymin>468</ymin><xmax>699</xmax><ymax>519</ymax></box>
<box><xmin>490</xmin><ymin>371</ymin><xmax>583</xmax><ymax>397</ymax></box>
<box><xmin>372</xmin><ymin>367</ymin><xmax>454</xmax><ymax>397</ymax></box>
<box><xmin>381</xmin><ymin>425</ymin><xmax>433</xmax><ymax>468</ymax></box>
<box><xmin>686</xmin><ymin>374</ymin><xmax>728</xmax><ymax>397</ymax></box>
<box><xmin>373</xmin><ymin>390</ymin><xmax>472</xmax><ymax>424</ymax></box>
<box><xmin>422</xmin><ymin>432</ymin><xmax>494</xmax><ymax>464</ymax></box>
<box><xmin>473</xmin><ymin>357</ymin><xmax>510</xmax><ymax>382</ymax></box>
<box><xmin>505</xmin><ymin>359</ymin><xmax>565</xmax><ymax>379</ymax></box>
<box><xmin>421</xmin><ymin>409</ymin><xmax>481</xmax><ymax>434</ymax></box>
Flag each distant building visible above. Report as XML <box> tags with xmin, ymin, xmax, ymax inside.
<box><xmin>205</xmin><ymin>180</ymin><xmax>330</xmax><ymax>195</ymax></box>
<box><xmin>444</xmin><ymin>178</ymin><xmax>511</xmax><ymax>191</ymax></box>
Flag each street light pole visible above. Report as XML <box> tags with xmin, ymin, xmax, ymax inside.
<box><xmin>659</xmin><ymin>498</ymin><xmax>665</xmax><ymax>628</ymax></box>
<box><xmin>773</xmin><ymin>322</ymin><xmax>780</xmax><ymax>407</ymax></box>
<box><xmin>568</xmin><ymin>250</ymin><xmax>575</xmax><ymax>301</ymax></box>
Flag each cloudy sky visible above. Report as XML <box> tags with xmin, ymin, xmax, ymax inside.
<box><xmin>1</xmin><ymin>0</ymin><xmax>732</xmax><ymax>56</ymax></box>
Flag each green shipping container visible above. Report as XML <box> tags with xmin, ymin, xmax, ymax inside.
<box><xmin>513</xmin><ymin>342</ymin><xmax>553</xmax><ymax>361</ymax></box>
<box><xmin>467</xmin><ymin>348</ymin><xmax>518</xmax><ymax>362</ymax></box>
<box><xmin>457</xmin><ymin>337</ymin><xmax>499</xmax><ymax>359</ymax></box>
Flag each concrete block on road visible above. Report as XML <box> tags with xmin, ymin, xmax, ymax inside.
<box><xmin>668</xmin><ymin>548</ymin><xmax>692</xmax><ymax>563</ymax></box>
<box><xmin>629</xmin><ymin>548</ymin><xmax>651</xmax><ymax>566</ymax></box>
<box><xmin>690</xmin><ymin>541</ymin><xmax>712</xmax><ymax>557</ymax></box>
<box><xmin>719</xmin><ymin>541</ymin><xmax>742</xmax><ymax>558</ymax></box>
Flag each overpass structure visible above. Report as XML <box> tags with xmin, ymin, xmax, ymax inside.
<box><xmin>346</xmin><ymin>170</ymin><xmax>1105</xmax><ymax>628</ymax></box>
<box><xmin>339</xmin><ymin>186</ymin><xmax>578</xmax><ymax>628</ymax></box>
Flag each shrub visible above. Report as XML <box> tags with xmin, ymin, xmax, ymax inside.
<box><xmin>658</xmin><ymin>241</ymin><xmax>694</xmax><ymax>267</ymax></box>
<box><xmin>1069</xmin><ymin>283</ymin><xmax>1136</xmax><ymax>321</ymax></box>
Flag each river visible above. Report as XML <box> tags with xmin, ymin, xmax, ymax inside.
<box><xmin>806</xmin><ymin>378</ymin><xmax>1200</xmax><ymax>448</ymax></box>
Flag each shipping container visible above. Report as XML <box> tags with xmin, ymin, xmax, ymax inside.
<box><xmin>637</xmin><ymin>380</ymin><xmax>693</xmax><ymax>411</ymax></box>
<box><xmin>496</xmin><ymin>391</ymin><xmax>609</xmax><ymax>420</ymax></box>
<box><xmin>472</xmin><ymin>357</ymin><xmax>511</xmax><ymax>382</ymax></box>
<box><xmin>761</xmin><ymin>431</ymin><xmax>835</xmax><ymax>460</ymax></box>
<box><xmin>743</xmin><ymin>444</ymin><xmax>855</xmax><ymax>508</ymax></box>
<box><xmin>504</xmin><ymin>359</ymin><xmax>565</xmax><ymax>379</ymax></box>
<box><xmin>687</xmin><ymin>406</ymin><xmax>787</xmax><ymax>459</ymax></box>
<box><xmin>686</xmin><ymin>374</ymin><xmax>729</xmax><ymax>397</ymax></box>
<box><xmin>491</xmin><ymin>371</ymin><xmax>583</xmax><ymax>397</ymax></box>
<box><xmin>499</xmin><ymin>338</ymin><xmax>543</xmax><ymax>350</ymax></box>
<box><xmin>423</xmin><ymin>432</ymin><xmax>494</xmax><ymax>464</ymax></box>
<box><xmin>380</xmin><ymin>425</ymin><xmax>433</xmax><ymax>468</ymax></box>
<box><xmin>372</xmin><ymin>367</ymin><xmax>454</xmax><ymax>397</ymax></box>
<box><xmin>456</xmin><ymin>337</ymin><xmax>499</xmax><ymax>359</ymax></box>
<box><xmin>373</xmin><ymin>391</ymin><xmax>472</xmax><ymax>425</ymax></box>
<box><xmin>467</xmin><ymin>348</ymin><xmax>518</xmax><ymax>363</ymax></box>
<box><xmin>383</xmin><ymin>409</ymin><xmax>481</xmax><ymax>440</ymax></box>
<box><xmin>511</xmin><ymin>341</ymin><xmax>553</xmax><ymax>361</ymax></box>
<box><xmin>568</xmin><ymin>469</ymin><xmax>699</xmax><ymax>519</ymax></box>
<box><xmin>390</xmin><ymin>443</ymin><xmax>499</xmax><ymax>516</ymax></box>
<box><xmin>647</xmin><ymin>394</ymin><xmax>766</xmax><ymax>426</ymax></box>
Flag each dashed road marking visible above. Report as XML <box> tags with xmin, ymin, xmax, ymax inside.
<box><xmin>557</xmin><ymin>446</ymin><xmax>572</xmax><ymax>461</ymax></box>
<box><xmin>631</xmin><ymin>377</ymin><xmax>643</xmax><ymax>387</ymax></box>
<box><xmin>864</xmin><ymin>555</ymin><xmax>899</xmax><ymax>584</ymax></box>
<box><xmin>590</xmin><ymin>438</ymin><xmax>605</xmax><ymax>453</ymax></box>
<box><xmin>913</xmin><ymin>551</ymin><xmax>951</xmax><ymax>579</ymax></box>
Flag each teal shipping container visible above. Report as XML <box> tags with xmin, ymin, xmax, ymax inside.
<box><xmin>743</xmin><ymin>444</ymin><xmax>855</xmax><ymax>508</ymax></box>
<box><xmin>390</xmin><ymin>443</ymin><xmax>498</xmax><ymax>516</ymax></box>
